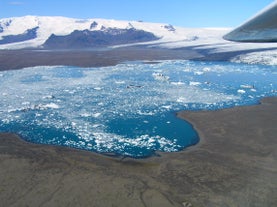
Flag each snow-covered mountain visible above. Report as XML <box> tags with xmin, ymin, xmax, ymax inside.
<box><xmin>0</xmin><ymin>16</ymin><xmax>229</xmax><ymax>49</ymax></box>
<box><xmin>2</xmin><ymin>15</ymin><xmax>277</xmax><ymax>65</ymax></box>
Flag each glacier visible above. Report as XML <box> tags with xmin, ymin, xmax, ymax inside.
<box><xmin>0</xmin><ymin>16</ymin><xmax>235</xmax><ymax>51</ymax></box>
<box><xmin>1</xmin><ymin>16</ymin><xmax>277</xmax><ymax>66</ymax></box>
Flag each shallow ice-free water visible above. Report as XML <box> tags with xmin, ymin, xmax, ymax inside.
<box><xmin>0</xmin><ymin>60</ymin><xmax>276</xmax><ymax>157</ymax></box>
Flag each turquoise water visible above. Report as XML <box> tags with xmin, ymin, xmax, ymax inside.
<box><xmin>0</xmin><ymin>60</ymin><xmax>276</xmax><ymax>157</ymax></box>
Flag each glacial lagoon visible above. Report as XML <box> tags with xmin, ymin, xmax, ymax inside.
<box><xmin>0</xmin><ymin>60</ymin><xmax>276</xmax><ymax>157</ymax></box>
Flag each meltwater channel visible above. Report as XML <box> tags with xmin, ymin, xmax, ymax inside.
<box><xmin>0</xmin><ymin>60</ymin><xmax>276</xmax><ymax>157</ymax></box>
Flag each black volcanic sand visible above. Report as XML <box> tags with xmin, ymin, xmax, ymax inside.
<box><xmin>0</xmin><ymin>97</ymin><xmax>276</xmax><ymax>207</ymax></box>
<box><xmin>2</xmin><ymin>46</ymin><xmax>277</xmax><ymax>71</ymax></box>
<box><xmin>0</xmin><ymin>47</ymin><xmax>203</xmax><ymax>71</ymax></box>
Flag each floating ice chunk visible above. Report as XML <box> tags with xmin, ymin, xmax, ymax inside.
<box><xmin>44</xmin><ymin>103</ymin><xmax>60</xmax><ymax>109</ymax></box>
<box><xmin>183</xmin><ymin>68</ymin><xmax>191</xmax><ymax>72</ymax></box>
<box><xmin>92</xmin><ymin>112</ymin><xmax>101</xmax><ymax>118</ymax></box>
<box><xmin>176</xmin><ymin>97</ymin><xmax>187</xmax><ymax>103</ymax></box>
<box><xmin>35</xmin><ymin>113</ymin><xmax>42</xmax><ymax>117</ymax></box>
<box><xmin>237</xmin><ymin>89</ymin><xmax>246</xmax><ymax>94</ymax></box>
<box><xmin>203</xmin><ymin>67</ymin><xmax>211</xmax><ymax>72</ymax></box>
<box><xmin>152</xmin><ymin>73</ymin><xmax>170</xmax><ymax>81</ymax></box>
<box><xmin>7</xmin><ymin>108</ymin><xmax>16</xmax><ymax>113</ymax></box>
<box><xmin>226</xmin><ymin>96</ymin><xmax>235</xmax><ymax>100</ymax></box>
<box><xmin>43</xmin><ymin>95</ymin><xmax>55</xmax><ymax>99</ymax></box>
<box><xmin>93</xmin><ymin>124</ymin><xmax>101</xmax><ymax>128</ymax></box>
<box><xmin>162</xmin><ymin>105</ymin><xmax>172</xmax><ymax>109</ymax></box>
<box><xmin>80</xmin><ymin>113</ymin><xmax>91</xmax><ymax>117</ymax></box>
<box><xmin>240</xmin><ymin>84</ymin><xmax>254</xmax><ymax>89</ymax></box>
<box><xmin>94</xmin><ymin>87</ymin><xmax>102</xmax><ymax>90</ymax></box>
<box><xmin>115</xmin><ymin>81</ymin><xmax>125</xmax><ymax>84</ymax></box>
<box><xmin>171</xmin><ymin>81</ymin><xmax>185</xmax><ymax>85</ymax></box>
<box><xmin>189</xmin><ymin>81</ymin><xmax>201</xmax><ymax>86</ymax></box>
<box><xmin>194</xmin><ymin>71</ymin><xmax>204</xmax><ymax>75</ymax></box>
<box><xmin>137</xmin><ymin>110</ymin><xmax>155</xmax><ymax>116</ymax></box>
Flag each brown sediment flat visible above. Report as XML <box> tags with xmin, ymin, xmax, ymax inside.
<box><xmin>0</xmin><ymin>47</ymin><xmax>202</xmax><ymax>71</ymax></box>
<box><xmin>0</xmin><ymin>97</ymin><xmax>276</xmax><ymax>207</ymax></box>
<box><xmin>2</xmin><ymin>47</ymin><xmax>277</xmax><ymax>71</ymax></box>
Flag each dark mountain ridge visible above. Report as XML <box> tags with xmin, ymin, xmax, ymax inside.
<box><xmin>43</xmin><ymin>28</ymin><xmax>159</xmax><ymax>49</ymax></box>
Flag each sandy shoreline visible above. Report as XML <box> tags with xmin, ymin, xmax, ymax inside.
<box><xmin>0</xmin><ymin>97</ymin><xmax>276</xmax><ymax>206</ymax></box>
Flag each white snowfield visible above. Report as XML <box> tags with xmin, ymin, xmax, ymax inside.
<box><xmin>1</xmin><ymin>16</ymin><xmax>277</xmax><ymax>65</ymax></box>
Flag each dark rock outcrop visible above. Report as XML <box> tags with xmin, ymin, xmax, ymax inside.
<box><xmin>164</xmin><ymin>24</ymin><xmax>176</xmax><ymax>32</ymax></box>
<box><xmin>90</xmin><ymin>21</ymin><xmax>98</xmax><ymax>29</ymax></box>
<box><xmin>0</xmin><ymin>26</ymin><xmax>39</xmax><ymax>44</ymax></box>
<box><xmin>43</xmin><ymin>28</ymin><xmax>159</xmax><ymax>49</ymax></box>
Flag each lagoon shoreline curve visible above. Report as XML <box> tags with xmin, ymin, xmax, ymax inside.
<box><xmin>0</xmin><ymin>96</ymin><xmax>276</xmax><ymax>206</ymax></box>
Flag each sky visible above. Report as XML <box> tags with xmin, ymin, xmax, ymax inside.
<box><xmin>0</xmin><ymin>0</ymin><xmax>275</xmax><ymax>27</ymax></box>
